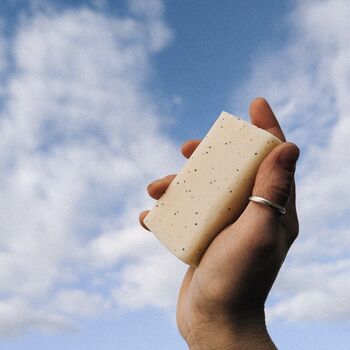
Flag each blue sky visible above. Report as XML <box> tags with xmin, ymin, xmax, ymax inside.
<box><xmin>0</xmin><ymin>0</ymin><xmax>349</xmax><ymax>349</ymax></box>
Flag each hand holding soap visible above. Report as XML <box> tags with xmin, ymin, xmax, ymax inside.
<box><xmin>144</xmin><ymin>112</ymin><xmax>282</xmax><ymax>265</ymax></box>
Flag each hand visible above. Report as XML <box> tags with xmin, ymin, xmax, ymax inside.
<box><xmin>139</xmin><ymin>98</ymin><xmax>300</xmax><ymax>349</ymax></box>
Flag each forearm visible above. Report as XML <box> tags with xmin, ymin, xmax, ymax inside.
<box><xmin>187</xmin><ymin>326</ymin><xmax>276</xmax><ymax>350</ymax></box>
<box><xmin>188</xmin><ymin>329</ymin><xmax>276</xmax><ymax>350</ymax></box>
<box><xmin>184</xmin><ymin>311</ymin><xmax>277</xmax><ymax>350</ymax></box>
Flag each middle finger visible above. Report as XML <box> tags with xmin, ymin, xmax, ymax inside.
<box><xmin>147</xmin><ymin>174</ymin><xmax>176</xmax><ymax>199</ymax></box>
<box><xmin>181</xmin><ymin>139</ymin><xmax>201</xmax><ymax>159</ymax></box>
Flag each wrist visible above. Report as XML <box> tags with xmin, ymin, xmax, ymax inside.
<box><xmin>185</xmin><ymin>309</ymin><xmax>276</xmax><ymax>350</ymax></box>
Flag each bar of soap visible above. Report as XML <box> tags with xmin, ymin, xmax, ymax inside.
<box><xmin>144</xmin><ymin>111</ymin><xmax>282</xmax><ymax>265</ymax></box>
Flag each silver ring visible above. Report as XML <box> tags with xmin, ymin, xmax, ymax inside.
<box><xmin>248</xmin><ymin>195</ymin><xmax>286</xmax><ymax>214</ymax></box>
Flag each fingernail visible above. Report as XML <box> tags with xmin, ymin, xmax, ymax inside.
<box><xmin>278</xmin><ymin>144</ymin><xmax>300</xmax><ymax>171</ymax></box>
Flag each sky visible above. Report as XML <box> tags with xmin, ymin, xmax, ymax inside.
<box><xmin>0</xmin><ymin>0</ymin><xmax>349</xmax><ymax>349</ymax></box>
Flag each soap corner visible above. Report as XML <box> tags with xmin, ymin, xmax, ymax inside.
<box><xmin>220</xmin><ymin>110</ymin><xmax>239</xmax><ymax>120</ymax></box>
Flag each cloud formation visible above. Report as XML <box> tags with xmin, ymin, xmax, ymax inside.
<box><xmin>0</xmin><ymin>0</ymin><xmax>185</xmax><ymax>336</ymax></box>
<box><xmin>231</xmin><ymin>0</ymin><xmax>350</xmax><ymax>322</ymax></box>
<box><xmin>2</xmin><ymin>0</ymin><xmax>349</xmax><ymax>339</ymax></box>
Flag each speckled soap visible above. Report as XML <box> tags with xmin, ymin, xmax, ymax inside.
<box><xmin>144</xmin><ymin>111</ymin><xmax>282</xmax><ymax>265</ymax></box>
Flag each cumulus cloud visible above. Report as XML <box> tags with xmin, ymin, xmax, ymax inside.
<box><xmin>128</xmin><ymin>0</ymin><xmax>173</xmax><ymax>52</ymax></box>
<box><xmin>113</xmin><ymin>252</ymin><xmax>183</xmax><ymax>309</ymax></box>
<box><xmin>0</xmin><ymin>0</ymin><xmax>185</xmax><ymax>336</ymax></box>
<box><xmin>50</xmin><ymin>289</ymin><xmax>110</xmax><ymax>317</ymax></box>
<box><xmin>3</xmin><ymin>0</ymin><xmax>348</xmax><ymax>338</ymax></box>
<box><xmin>231</xmin><ymin>0</ymin><xmax>350</xmax><ymax>322</ymax></box>
<box><xmin>0</xmin><ymin>298</ymin><xmax>74</xmax><ymax>337</ymax></box>
<box><xmin>269</xmin><ymin>259</ymin><xmax>350</xmax><ymax>322</ymax></box>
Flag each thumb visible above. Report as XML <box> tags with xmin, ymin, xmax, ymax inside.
<box><xmin>247</xmin><ymin>142</ymin><xmax>300</xmax><ymax>222</ymax></box>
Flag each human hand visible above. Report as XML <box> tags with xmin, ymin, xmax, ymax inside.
<box><xmin>139</xmin><ymin>98</ymin><xmax>300</xmax><ymax>349</ymax></box>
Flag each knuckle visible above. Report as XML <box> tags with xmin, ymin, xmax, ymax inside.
<box><xmin>287</xmin><ymin>220</ymin><xmax>299</xmax><ymax>245</ymax></box>
<box><xmin>289</xmin><ymin>231</ymin><xmax>298</xmax><ymax>245</ymax></box>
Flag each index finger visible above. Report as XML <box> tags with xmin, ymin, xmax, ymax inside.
<box><xmin>249</xmin><ymin>97</ymin><xmax>286</xmax><ymax>142</ymax></box>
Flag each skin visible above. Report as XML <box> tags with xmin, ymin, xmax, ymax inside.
<box><xmin>139</xmin><ymin>98</ymin><xmax>300</xmax><ymax>349</ymax></box>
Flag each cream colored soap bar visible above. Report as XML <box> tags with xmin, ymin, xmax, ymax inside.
<box><xmin>144</xmin><ymin>111</ymin><xmax>282</xmax><ymax>265</ymax></box>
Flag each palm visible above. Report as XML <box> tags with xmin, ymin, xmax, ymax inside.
<box><xmin>176</xmin><ymin>214</ymin><xmax>290</xmax><ymax>339</ymax></box>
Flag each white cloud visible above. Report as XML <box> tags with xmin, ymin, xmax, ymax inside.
<box><xmin>4</xmin><ymin>0</ymin><xmax>349</xmax><ymax>338</ymax></box>
<box><xmin>128</xmin><ymin>0</ymin><xmax>164</xmax><ymax>18</ymax></box>
<box><xmin>128</xmin><ymin>0</ymin><xmax>173</xmax><ymax>52</ymax></box>
<box><xmin>0</xmin><ymin>22</ymin><xmax>9</xmax><ymax>98</ymax></box>
<box><xmin>87</xmin><ymin>225</ymin><xmax>157</xmax><ymax>268</ymax></box>
<box><xmin>51</xmin><ymin>289</ymin><xmax>109</xmax><ymax>317</ymax></box>
<box><xmin>113</xmin><ymin>252</ymin><xmax>185</xmax><ymax>309</ymax></box>
<box><xmin>0</xmin><ymin>1</ymin><xmax>184</xmax><ymax>337</ymax></box>
<box><xmin>0</xmin><ymin>298</ymin><xmax>74</xmax><ymax>338</ymax></box>
<box><xmin>268</xmin><ymin>260</ymin><xmax>350</xmax><ymax>322</ymax></box>
<box><xmin>231</xmin><ymin>0</ymin><xmax>350</xmax><ymax>322</ymax></box>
